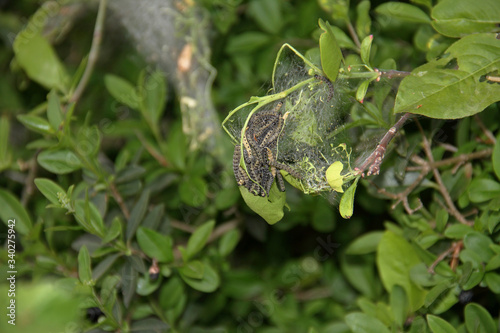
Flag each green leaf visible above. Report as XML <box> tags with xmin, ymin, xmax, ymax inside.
<box><xmin>485</xmin><ymin>254</ymin><xmax>500</xmax><ymax>271</ymax></box>
<box><xmin>159</xmin><ymin>276</ymin><xmax>185</xmax><ymax>310</ymax></box>
<box><xmin>34</xmin><ymin>178</ymin><xmax>66</xmax><ymax>207</ymax></box>
<box><xmin>186</xmin><ymin>220</ymin><xmax>215</xmax><ymax>260</ymax></box>
<box><xmin>74</xmin><ymin>199</ymin><xmax>106</xmax><ymax>237</ymax></box>
<box><xmin>330</xmin><ymin>25</ymin><xmax>357</xmax><ymax>50</ymax></box>
<box><xmin>390</xmin><ymin>285</ymin><xmax>409</xmax><ymax>328</ymax></box>
<box><xmin>377</xmin><ymin>231</ymin><xmax>426</xmax><ymax>312</ymax></box>
<box><xmin>215</xmin><ymin>186</ymin><xmax>239</xmax><ymax>211</ymax></box>
<box><xmin>47</xmin><ymin>90</ymin><xmax>63</xmax><ymax>130</ymax></box>
<box><xmin>394</xmin><ymin>33</ymin><xmax>500</xmax><ymax>119</ymax></box>
<box><xmin>463</xmin><ymin>232</ymin><xmax>494</xmax><ymax>263</ymax></box>
<box><xmin>345</xmin><ymin>312</ymin><xmax>391</xmax><ymax>333</ymax></box>
<box><xmin>102</xmin><ymin>217</ymin><xmax>122</xmax><ymax>244</ymax></box>
<box><xmin>0</xmin><ymin>189</ymin><xmax>32</xmax><ymax>236</ymax></box>
<box><xmin>462</xmin><ymin>267</ymin><xmax>485</xmax><ymax>290</ymax></box>
<box><xmin>37</xmin><ymin>149</ymin><xmax>82</xmax><ymax>174</ymax></box>
<box><xmin>17</xmin><ymin>115</ymin><xmax>54</xmax><ymax>135</ymax></box>
<box><xmin>225</xmin><ymin>32</ymin><xmax>272</xmax><ymax>53</ymax></box>
<box><xmin>484</xmin><ymin>272</ymin><xmax>500</xmax><ymax>293</ymax></box>
<box><xmin>339</xmin><ymin>177</ymin><xmax>360</xmax><ymax>219</ymax></box>
<box><xmin>435</xmin><ymin>209</ymin><xmax>449</xmax><ymax>233</ymax></box>
<box><xmin>375</xmin><ymin>2</ymin><xmax>431</xmax><ymax>23</ymax></box>
<box><xmin>431</xmin><ymin>0</ymin><xmax>500</xmax><ymax>38</ymax></box>
<box><xmin>115</xmin><ymin>165</ymin><xmax>146</xmax><ymax>184</ymax></box>
<box><xmin>137</xmin><ymin>227</ymin><xmax>174</xmax><ymax>263</ymax></box>
<box><xmin>126</xmin><ymin>189</ymin><xmax>150</xmax><ymax>241</ymax></box>
<box><xmin>341</xmin><ymin>255</ymin><xmax>379</xmax><ymax>299</ymax></box>
<box><xmin>318</xmin><ymin>0</ymin><xmax>350</xmax><ymax>22</ymax></box>
<box><xmin>13</xmin><ymin>32</ymin><xmax>69</xmax><ymax>91</ymax></box>
<box><xmin>360</xmin><ymin>35</ymin><xmax>373</xmax><ymax>66</ymax></box>
<box><xmin>93</xmin><ymin>255</ymin><xmax>121</xmax><ymax>282</ymax></box>
<box><xmin>0</xmin><ymin>116</ymin><xmax>12</xmax><ymax>171</ymax></box>
<box><xmin>468</xmin><ymin>178</ymin><xmax>500</xmax><ymax>203</ymax></box>
<box><xmin>239</xmin><ymin>181</ymin><xmax>287</xmax><ymax>225</ymax></box>
<box><xmin>356</xmin><ymin>1</ymin><xmax>372</xmax><ymax>40</ymax></box>
<box><xmin>121</xmin><ymin>259</ymin><xmax>138</xmax><ymax>308</ymax></box>
<box><xmin>428</xmin><ymin>286</ymin><xmax>458</xmax><ymax>314</ymax></box>
<box><xmin>179</xmin><ymin>176</ymin><xmax>207</xmax><ymax>207</ymax></box>
<box><xmin>443</xmin><ymin>224</ymin><xmax>474</xmax><ymax>239</ymax></box>
<box><xmin>319</xmin><ymin>19</ymin><xmax>343</xmax><ymax>82</ymax></box>
<box><xmin>78</xmin><ymin>245</ymin><xmax>92</xmax><ymax>285</ymax></box>
<box><xmin>247</xmin><ymin>0</ymin><xmax>283</xmax><ymax>34</ymax></box>
<box><xmin>179</xmin><ymin>260</ymin><xmax>205</xmax><ymax>279</ymax></box>
<box><xmin>464</xmin><ymin>303</ymin><xmax>496</xmax><ymax>333</ymax></box>
<box><xmin>179</xmin><ymin>261</ymin><xmax>220</xmax><ymax>293</ymax></box>
<box><xmin>104</xmin><ymin>74</ymin><xmax>139</xmax><ymax>109</ymax></box>
<box><xmin>136</xmin><ymin>275</ymin><xmax>162</xmax><ymax>296</ymax></box>
<box><xmin>218</xmin><ymin>229</ymin><xmax>241</xmax><ymax>257</ymax></box>
<box><xmin>166</xmin><ymin>121</ymin><xmax>187</xmax><ymax>170</ymax></box>
<box><xmin>356</xmin><ymin>80</ymin><xmax>371</xmax><ymax>103</ymax></box>
<box><xmin>427</xmin><ymin>314</ymin><xmax>458</xmax><ymax>333</ymax></box>
<box><xmin>142</xmin><ymin>204</ymin><xmax>165</xmax><ymax>230</ymax></box>
<box><xmin>139</xmin><ymin>70</ymin><xmax>167</xmax><ymax>127</ymax></box>
<box><xmin>345</xmin><ymin>231</ymin><xmax>384</xmax><ymax>255</ymax></box>
<box><xmin>493</xmin><ymin>134</ymin><xmax>500</xmax><ymax>181</ymax></box>
<box><xmin>76</xmin><ymin>125</ymin><xmax>101</xmax><ymax>158</ymax></box>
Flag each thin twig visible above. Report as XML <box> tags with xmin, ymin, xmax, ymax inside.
<box><xmin>369</xmin><ymin>165</ymin><xmax>426</xmax><ymax>215</ymax></box>
<box><xmin>416</xmin><ymin>121</ymin><xmax>472</xmax><ymax>225</ymax></box>
<box><xmin>474</xmin><ymin>114</ymin><xmax>496</xmax><ymax>144</ymax></box>
<box><xmin>346</xmin><ymin>21</ymin><xmax>361</xmax><ymax>49</ymax></box>
<box><xmin>406</xmin><ymin>148</ymin><xmax>493</xmax><ymax>171</ymax></box>
<box><xmin>428</xmin><ymin>241</ymin><xmax>463</xmax><ymax>274</ymax></box>
<box><xmin>375</xmin><ymin>69</ymin><xmax>411</xmax><ymax>79</ymax></box>
<box><xmin>69</xmin><ymin>0</ymin><xmax>107</xmax><ymax>104</ymax></box>
<box><xmin>136</xmin><ymin>131</ymin><xmax>169</xmax><ymax>167</ymax></box>
<box><xmin>170</xmin><ymin>220</ymin><xmax>196</xmax><ymax>233</ymax></box>
<box><xmin>21</xmin><ymin>155</ymin><xmax>38</xmax><ymax>206</ymax></box>
<box><xmin>295</xmin><ymin>286</ymin><xmax>333</xmax><ymax>301</ymax></box>
<box><xmin>109</xmin><ymin>182</ymin><xmax>130</xmax><ymax>219</ymax></box>
<box><xmin>208</xmin><ymin>219</ymin><xmax>239</xmax><ymax>242</ymax></box>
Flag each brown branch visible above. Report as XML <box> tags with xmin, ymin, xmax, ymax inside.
<box><xmin>406</xmin><ymin>148</ymin><xmax>493</xmax><ymax>171</ymax></box>
<box><xmin>428</xmin><ymin>241</ymin><xmax>463</xmax><ymax>274</ymax></box>
<box><xmin>375</xmin><ymin>69</ymin><xmax>411</xmax><ymax>79</ymax></box>
<box><xmin>357</xmin><ymin>113</ymin><xmax>413</xmax><ymax>176</ymax></box>
<box><xmin>474</xmin><ymin>114</ymin><xmax>496</xmax><ymax>144</ymax></box>
<box><xmin>295</xmin><ymin>286</ymin><xmax>333</xmax><ymax>301</ymax></box>
<box><xmin>21</xmin><ymin>155</ymin><xmax>38</xmax><ymax>206</ymax></box>
<box><xmin>417</xmin><ymin>121</ymin><xmax>472</xmax><ymax>225</ymax></box>
<box><xmin>170</xmin><ymin>220</ymin><xmax>196</xmax><ymax>233</ymax></box>
<box><xmin>136</xmin><ymin>131</ymin><xmax>169</xmax><ymax>167</ymax></box>
<box><xmin>369</xmin><ymin>165</ymin><xmax>426</xmax><ymax>216</ymax></box>
<box><xmin>208</xmin><ymin>219</ymin><xmax>239</xmax><ymax>243</ymax></box>
<box><xmin>69</xmin><ymin>0</ymin><xmax>107</xmax><ymax>104</ymax></box>
<box><xmin>346</xmin><ymin>21</ymin><xmax>361</xmax><ymax>50</ymax></box>
<box><xmin>375</xmin><ymin>146</ymin><xmax>492</xmax><ymax>217</ymax></box>
<box><xmin>109</xmin><ymin>182</ymin><xmax>130</xmax><ymax>219</ymax></box>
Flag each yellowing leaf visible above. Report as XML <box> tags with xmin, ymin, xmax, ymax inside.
<box><xmin>326</xmin><ymin>161</ymin><xmax>344</xmax><ymax>193</ymax></box>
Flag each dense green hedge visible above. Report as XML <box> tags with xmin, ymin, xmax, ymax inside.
<box><xmin>1</xmin><ymin>0</ymin><xmax>500</xmax><ymax>332</ymax></box>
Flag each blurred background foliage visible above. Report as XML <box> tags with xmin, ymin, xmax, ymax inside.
<box><xmin>0</xmin><ymin>0</ymin><xmax>499</xmax><ymax>332</ymax></box>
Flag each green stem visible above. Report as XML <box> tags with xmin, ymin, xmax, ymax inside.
<box><xmin>338</xmin><ymin>71</ymin><xmax>379</xmax><ymax>80</ymax></box>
